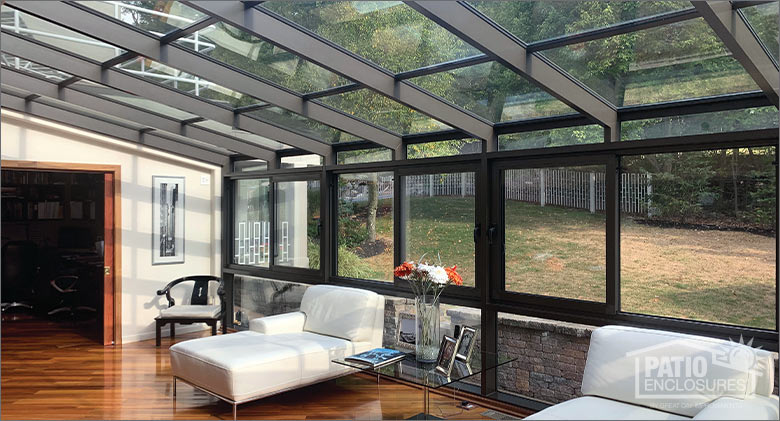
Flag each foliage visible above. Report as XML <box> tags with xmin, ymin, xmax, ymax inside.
<box><xmin>336</xmin><ymin>245</ymin><xmax>376</xmax><ymax>279</ymax></box>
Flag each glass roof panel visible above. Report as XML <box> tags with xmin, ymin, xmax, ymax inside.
<box><xmin>194</xmin><ymin>119</ymin><xmax>291</xmax><ymax>150</ymax></box>
<box><xmin>1</xmin><ymin>5</ymin><xmax>123</xmax><ymax>62</ymax></box>
<box><xmin>741</xmin><ymin>2</ymin><xmax>779</xmax><ymax>62</ymax></box>
<box><xmin>543</xmin><ymin>17</ymin><xmax>759</xmax><ymax>106</ymax></box>
<box><xmin>1</xmin><ymin>53</ymin><xmax>72</xmax><ymax>81</ymax></box>
<box><xmin>409</xmin><ymin>61</ymin><xmax>575</xmax><ymax>123</ymax></box>
<box><xmin>77</xmin><ymin>1</ymin><xmax>204</xmax><ymax>36</ymax></box>
<box><xmin>115</xmin><ymin>57</ymin><xmax>264</xmax><ymax>108</ymax></box>
<box><xmin>69</xmin><ymin>79</ymin><xmax>200</xmax><ymax>121</ymax></box>
<box><xmin>261</xmin><ymin>1</ymin><xmax>480</xmax><ymax>73</ymax></box>
<box><xmin>175</xmin><ymin>21</ymin><xmax>351</xmax><ymax>94</ymax></box>
<box><xmin>470</xmin><ymin>1</ymin><xmax>691</xmax><ymax>43</ymax></box>
<box><xmin>248</xmin><ymin>106</ymin><xmax>357</xmax><ymax>144</ymax></box>
<box><xmin>317</xmin><ymin>89</ymin><xmax>451</xmax><ymax>134</ymax></box>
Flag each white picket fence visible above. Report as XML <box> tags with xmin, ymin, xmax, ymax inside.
<box><xmin>341</xmin><ymin>170</ymin><xmax>652</xmax><ymax>215</ymax></box>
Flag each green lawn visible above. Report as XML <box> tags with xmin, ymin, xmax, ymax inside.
<box><xmin>340</xmin><ymin>196</ymin><xmax>775</xmax><ymax>330</ymax></box>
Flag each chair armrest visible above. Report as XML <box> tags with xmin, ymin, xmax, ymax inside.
<box><xmin>249</xmin><ymin>312</ymin><xmax>306</xmax><ymax>335</ymax></box>
<box><xmin>693</xmin><ymin>396</ymin><xmax>779</xmax><ymax>420</ymax></box>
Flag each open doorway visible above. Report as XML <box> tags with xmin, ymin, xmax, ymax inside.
<box><xmin>1</xmin><ymin>161</ymin><xmax>120</xmax><ymax>346</ymax></box>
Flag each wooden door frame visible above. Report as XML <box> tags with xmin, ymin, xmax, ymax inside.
<box><xmin>1</xmin><ymin>159</ymin><xmax>122</xmax><ymax>345</ymax></box>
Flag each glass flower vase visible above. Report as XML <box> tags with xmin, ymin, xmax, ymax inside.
<box><xmin>414</xmin><ymin>295</ymin><xmax>440</xmax><ymax>363</ymax></box>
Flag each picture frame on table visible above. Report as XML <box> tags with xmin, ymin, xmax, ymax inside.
<box><xmin>396</xmin><ymin>312</ymin><xmax>416</xmax><ymax>351</ymax></box>
<box><xmin>435</xmin><ymin>335</ymin><xmax>459</xmax><ymax>376</ymax></box>
<box><xmin>455</xmin><ymin>326</ymin><xmax>477</xmax><ymax>362</ymax></box>
<box><xmin>152</xmin><ymin>176</ymin><xmax>185</xmax><ymax>265</ymax></box>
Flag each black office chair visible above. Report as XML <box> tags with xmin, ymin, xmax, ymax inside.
<box><xmin>46</xmin><ymin>275</ymin><xmax>96</xmax><ymax>317</ymax></box>
<box><xmin>1</xmin><ymin>241</ymin><xmax>38</xmax><ymax>312</ymax></box>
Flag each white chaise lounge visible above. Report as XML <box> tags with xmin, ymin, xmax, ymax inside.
<box><xmin>527</xmin><ymin>325</ymin><xmax>779</xmax><ymax>420</ymax></box>
<box><xmin>169</xmin><ymin>285</ymin><xmax>384</xmax><ymax>419</ymax></box>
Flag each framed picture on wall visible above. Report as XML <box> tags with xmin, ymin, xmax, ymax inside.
<box><xmin>152</xmin><ymin>176</ymin><xmax>185</xmax><ymax>265</ymax></box>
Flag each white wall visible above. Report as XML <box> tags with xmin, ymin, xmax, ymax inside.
<box><xmin>1</xmin><ymin>110</ymin><xmax>222</xmax><ymax>343</ymax></box>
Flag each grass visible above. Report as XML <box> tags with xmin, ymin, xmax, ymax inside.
<box><xmin>339</xmin><ymin>196</ymin><xmax>775</xmax><ymax>330</ymax></box>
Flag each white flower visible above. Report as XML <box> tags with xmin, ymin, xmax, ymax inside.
<box><xmin>430</xmin><ymin>266</ymin><xmax>449</xmax><ymax>284</ymax></box>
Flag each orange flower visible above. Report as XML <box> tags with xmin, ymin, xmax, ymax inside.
<box><xmin>394</xmin><ymin>261</ymin><xmax>415</xmax><ymax>278</ymax></box>
<box><xmin>445</xmin><ymin>265</ymin><xmax>463</xmax><ymax>286</ymax></box>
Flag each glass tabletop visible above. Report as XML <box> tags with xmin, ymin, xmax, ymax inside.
<box><xmin>333</xmin><ymin>349</ymin><xmax>515</xmax><ymax>390</ymax></box>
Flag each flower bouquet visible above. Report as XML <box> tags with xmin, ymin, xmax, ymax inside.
<box><xmin>394</xmin><ymin>257</ymin><xmax>463</xmax><ymax>362</ymax></box>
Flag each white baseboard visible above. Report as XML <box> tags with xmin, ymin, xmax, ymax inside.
<box><xmin>121</xmin><ymin>323</ymin><xmax>211</xmax><ymax>344</ymax></box>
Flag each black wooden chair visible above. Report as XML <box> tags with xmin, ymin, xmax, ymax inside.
<box><xmin>155</xmin><ymin>275</ymin><xmax>225</xmax><ymax>346</ymax></box>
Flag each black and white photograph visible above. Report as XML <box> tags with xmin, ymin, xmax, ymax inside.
<box><xmin>455</xmin><ymin>326</ymin><xmax>477</xmax><ymax>362</ymax></box>
<box><xmin>435</xmin><ymin>335</ymin><xmax>459</xmax><ymax>376</ymax></box>
<box><xmin>152</xmin><ymin>176</ymin><xmax>184</xmax><ymax>265</ymax></box>
<box><xmin>396</xmin><ymin>312</ymin><xmax>416</xmax><ymax>350</ymax></box>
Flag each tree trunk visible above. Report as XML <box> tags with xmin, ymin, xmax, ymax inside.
<box><xmin>367</xmin><ymin>173</ymin><xmax>378</xmax><ymax>242</ymax></box>
<box><xmin>731</xmin><ymin>149</ymin><xmax>740</xmax><ymax>216</ymax></box>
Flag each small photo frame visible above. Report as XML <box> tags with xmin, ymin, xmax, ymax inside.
<box><xmin>396</xmin><ymin>312</ymin><xmax>416</xmax><ymax>351</ymax></box>
<box><xmin>435</xmin><ymin>335</ymin><xmax>459</xmax><ymax>376</ymax></box>
<box><xmin>455</xmin><ymin>326</ymin><xmax>477</xmax><ymax>362</ymax></box>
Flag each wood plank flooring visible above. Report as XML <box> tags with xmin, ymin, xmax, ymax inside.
<box><xmin>1</xmin><ymin>317</ymin><xmax>530</xmax><ymax>420</ymax></box>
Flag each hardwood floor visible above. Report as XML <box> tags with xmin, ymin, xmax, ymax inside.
<box><xmin>1</xmin><ymin>317</ymin><xmax>530</xmax><ymax>420</ymax></box>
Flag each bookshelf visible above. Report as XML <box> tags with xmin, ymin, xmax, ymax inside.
<box><xmin>1</xmin><ymin>170</ymin><xmax>99</xmax><ymax>222</ymax></box>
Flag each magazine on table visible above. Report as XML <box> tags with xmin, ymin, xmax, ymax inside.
<box><xmin>345</xmin><ymin>348</ymin><xmax>407</xmax><ymax>368</ymax></box>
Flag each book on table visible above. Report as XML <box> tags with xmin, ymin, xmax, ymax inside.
<box><xmin>345</xmin><ymin>348</ymin><xmax>407</xmax><ymax>368</ymax></box>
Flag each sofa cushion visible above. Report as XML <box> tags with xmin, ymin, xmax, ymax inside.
<box><xmin>692</xmin><ymin>396</ymin><xmax>779</xmax><ymax>420</ymax></box>
<box><xmin>524</xmin><ymin>396</ymin><xmax>690</xmax><ymax>420</ymax></box>
<box><xmin>160</xmin><ymin>304</ymin><xmax>220</xmax><ymax>318</ymax></box>
<box><xmin>582</xmin><ymin>326</ymin><xmax>762</xmax><ymax>418</ymax></box>
<box><xmin>300</xmin><ymin>285</ymin><xmax>380</xmax><ymax>343</ymax></box>
<box><xmin>170</xmin><ymin>331</ymin><xmax>372</xmax><ymax>402</ymax></box>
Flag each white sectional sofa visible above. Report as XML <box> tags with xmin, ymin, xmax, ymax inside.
<box><xmin>169</xmin><ymin>285</ymin><xmax>384</xmax><ymax>419</ymax></box>
<box><xmin>527</xmin><ymin>325</ymin><xmax>779</xmax><ymax>420</ymax></box>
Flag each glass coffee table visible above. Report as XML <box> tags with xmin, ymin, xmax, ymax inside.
<box><xmin>334</xmin><ymin>349</ymin><xmax>515</xmax><ymax>419</ymax></box>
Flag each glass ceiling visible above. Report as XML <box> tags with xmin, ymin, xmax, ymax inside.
<box><xmin>741</xmin><ymin>2</ymin><xmax>779</xmax><ymax>63</ymax></box>
<box><xmin>470</xmin><ymin>1</ymin><xmax>691</xmax><ymax>43</ymax></box>
<box><xmin>318</xmin><ymin>88</ymin><xmax>452</xmax><ymax>135</ymax></box>
<box><xmin>543</xmin><ymin>17</ymin><xmax>759</xmax><ymax>106</ymax></box>
<box><xmin>262</xmin><ymin>1</ymin><xmax>480</xmax><ymax>73</ymax></box>
<box><xmin>1</xmin><ymin>5</ymin><xmax>123</xmax><ymax>62</ymax></box>
<box><xmin>77</xmin><ymin>1</ymin><xmax>205</xmax><ymax>35</ymax></box>
<box><xmin>0</xmin><ymin>0</ymin><xmax>777</xmax><ymax>156</ymax></box>
<box><xmin>408</xmin><ymin>61</ymin><xmax>575</xmax><ymax>123</ymax></box>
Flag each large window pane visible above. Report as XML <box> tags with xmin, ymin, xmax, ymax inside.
<box><xmin>543</xmin><ymin>18</ymin><xmax>758</xmax><ymax>106</ymax></box>
<box><xmin>276</xmin><ymin>180</ymin><xmax>320</xmax><ymax>270</ymax></box>
<box><xmin>402</xmin><ymin>173</ymin><xmax>476</xmax><ymax>287</ymax></box>
<box><xmin>78</xmin><ymin>1</ymin><xmax>204</xmax><ymax>35</ymax></box>
<box><xmin>741</xmin><ymin>2</ymin><xmax>779</xmax><ymax>62</ymax></box>
<box><xmin>175</xmin><ymin>21</ymin><xmax>350</xmax><ymax>94</ymax></box>
<box><xmin>409</xmin><ymin>61</ymin><xmax>574</xmax><ymax>123</ymax></box>
<box><xmin>262</xmin><ymin>1</ymin><xmax>480</xmax><ymax>73</ymax></box>
<box><xmin>318</xmin><ymin>89</ymin><xmax>451</xmax><ymax>135</ymax></box>
<box><xmin>407</xmin><ymin>139</ymin><xmax>482</xmax><ymax>159</ymax></box>
<box><xmin>337</xmin><ymin>172</ymin><xmax>394</xmax><ymax>281</ymax></box>
<box><xmin>621</xmin><ymin>148</ymin><xmax>776</xmax><ymax>329</ymax></box>
<box><xmin>621</xmin><ymin>106</ymin><xmax>779</xmax><ymax>141</ymax></box>
<box><xmin>337</xmin><ymin>148</ymin><xmax>392</xmax><ymax>165</ymax></box>
<box><xmin>499</xmin><ymin>125</ymin><xmax>603</xmax><ymax>151</ymax></box>
<box><xmin>248</xmin><ymin>107</ymin><xmax>352</xmax><ymax>143</ymax></box>
<box><xmin>504</xmin><ymin>166</ymin><xmax>607</xmax><ymax>301</ymax></box>
<box><xmin>233</xmin><ymin>179</ymin><xmax>271</xmax><ymax>267</ymax></box>
<box><xmin>2</xmin><ymin>6</ymin><xmax>122</xmax><ymax>62</ymax></box>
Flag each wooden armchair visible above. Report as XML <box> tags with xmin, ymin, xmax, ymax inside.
<box><xmin>155</xmin><ymin>275</ymin><xmax>225</xmax><ymax>346</ymax></box>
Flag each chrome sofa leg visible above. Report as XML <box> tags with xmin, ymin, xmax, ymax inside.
<box><xmin>232</xmin><ymin>402</ymin><xmax>237</xmax><ymax>420</ymax></box>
